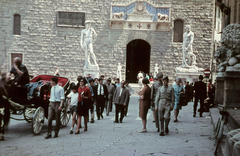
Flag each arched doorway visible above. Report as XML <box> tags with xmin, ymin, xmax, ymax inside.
<box><xmin>126</xmin><ymin>39</ymin><xmax>151</xmax><ymax>83</ymax></box>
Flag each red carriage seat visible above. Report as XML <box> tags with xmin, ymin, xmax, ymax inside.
<box><xmin>30</xmin><ymin>75</ymin><xmax>69</xmax><ymax>100</ymax></box>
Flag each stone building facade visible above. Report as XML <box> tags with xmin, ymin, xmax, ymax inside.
<box><xmin>0</xmin><ymin>0</ymin><xmax>214</xmax><ymax>82</ymax></box>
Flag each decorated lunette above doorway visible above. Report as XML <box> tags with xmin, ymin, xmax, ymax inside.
<box><xmin>109</xmin><ymin>0</ymin><xmax>171</xmax><ymax>31</ymax></box>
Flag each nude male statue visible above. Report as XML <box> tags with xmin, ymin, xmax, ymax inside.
<box><xmin>80</xmin><ymin>20</ymin><xmax>98</xmax><ymax>68</ymax></box>
<box><xmin>153</xmin><ymin>63</ymin><xmax>159</xmax><ymax>78</ymax></box>
<box><xmin>116</xmin><ymin>63</ymin><xmax>122</xmax><ymax>82</ymax></box>
<box><xmin>180</xmin><ymin>25</ymin><xmax>197</xmax><ymax>67</ymax></box>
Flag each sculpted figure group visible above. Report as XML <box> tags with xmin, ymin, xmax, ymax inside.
<box><xmin>180</xmin><ymin>25</ymin><xmax>197</xmax><ymax>67</ymax></box>
<box><xmin>215</xmin><ymin>23</ymin><xmax>240</xmax><ymax>72</ymax></box>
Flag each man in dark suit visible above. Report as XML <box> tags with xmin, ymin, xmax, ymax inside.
<box><xmin>189</xmin><ymin>83</ymin><xmax>194</xmax><ymax>101</ymax></box>
<box><xmin>193</xmin><ymin>75</ymin><xmax>207</xmax><ymax>117</ymax></box>
<box><xmin>94</xmin><ymin>78</ymin><xmax>108</xmax><ymax>120</ymax></box>
<box><xmin>113</xmin><ymin>80</ymin><xmax>129</xmax><ymax>123</ymax></box>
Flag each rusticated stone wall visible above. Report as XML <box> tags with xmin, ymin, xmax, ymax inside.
<box><xmin>0</xmin><ymin>0</ymin><xmax>214</xmax><ymax>82</ymax></box>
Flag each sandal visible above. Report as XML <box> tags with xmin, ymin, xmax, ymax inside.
<box><xmin>75</xmin><ymin>131</ymin><xmax>80</xmax><ymax>134</ymax></box>
<box><xmin>139</xmin><ymin>129</ymin><xmax>147</xmax><ymax>133</ymax></box>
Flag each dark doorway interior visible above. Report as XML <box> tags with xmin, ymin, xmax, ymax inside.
<box><xmin>126</xmin><ymin>39</ymin><xmax>151</xmax><ymax>83</ymax></box>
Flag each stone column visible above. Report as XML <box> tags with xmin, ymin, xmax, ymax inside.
<box><xmin>224</xmin><ymin>67</ymin><xmax>240</xmax><ymax>108</ymax></box>
<box><xmin>214</xmin><ymin>72</ymin><xmax>225</xmax><ymax>105</ymax></box>
<box><xmin>230</xmin><ymin>0</ymin><xmax>236</xmax><ymax>23</ymax></box>
<box><xmin>237</xmin><ymin>0</ymin><xmax>240</xmax><ymax>24</ymax></box>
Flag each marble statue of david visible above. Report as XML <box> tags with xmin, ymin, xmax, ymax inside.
<box><xmin>81</xmin><ymin>20</ymin><xmax>98</xmax><ymax>68</ymax></box>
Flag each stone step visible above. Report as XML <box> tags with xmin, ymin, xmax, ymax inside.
<box><xmin>227</xmin><ymin>109</ymin><xmax>240</xmax><ymax>130</ymax></box>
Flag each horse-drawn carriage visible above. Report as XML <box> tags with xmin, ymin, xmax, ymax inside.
<box><xmin>2</xmin><ymin>75</ymin><xmax>71</xmax><ymax>135</ymax></box>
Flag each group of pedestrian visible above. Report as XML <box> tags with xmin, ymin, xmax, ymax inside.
<box><xmin>0</xmin><ymin>57</ymin><xmax>210</xmax><ymax>140</ymax></box>
<box><xmin>140</xmin><ymin>73</ymin><xmax>176</xmax><ymax>136</ymax></box>
<box><xmin>44</xmin><ymin>75</ymin><xmax>136</xmax><ymax>139</ymax></box>
<box><xmin>138</xmin><ymin>73</ymin><xmax>208</xmax><ymax>137</ymax></box>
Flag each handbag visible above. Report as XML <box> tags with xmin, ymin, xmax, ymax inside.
<box><xmin>179</xmin><ymin>94</ymin><xmax>188</xmax><ymax>106</ymax></box>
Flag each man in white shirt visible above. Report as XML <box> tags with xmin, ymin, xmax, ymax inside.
<box><xmin>100</xmin><ymin>75</ymin><xmax>107</xmax><ymax>85</ymax></box>
<box><xmin>115</xmin><ymin>78</ymin><xmax>121</xmax><ymax>88</ymax></box>
<box><xmin>45</xmin><ymin>77</ymin><xmax>65</xmax><ymax>139</ymax></box>
<box><xmin>67</xmin><ymin>86</ymin><xmax>78</xmax><ymax>134</ymax></box>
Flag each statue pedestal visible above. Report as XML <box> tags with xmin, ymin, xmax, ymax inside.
<box><xmin>175</xmin><ymin>66</ymin><xmax>204</xmax><ymax>83</ymax></box>
<box><xmin>223</xmin><ymin>67</ymin><xmax>240</xmax><ymax>108</ymax></box>
<box><xmin>83</xmin><ymin>64</ymin><xmax>99</xmax><ymax>78</ymax></box>
<box><xmin>175</xmin><ymin>71</ymin><xmax>199</xmax><ymax>83</ymax></box>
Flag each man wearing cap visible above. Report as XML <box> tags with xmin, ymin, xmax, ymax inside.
<box><xmin>80</xmin><ymin>20</ymin><xmax>98</xmax><ymax>68</ymax></box>
<box><xmin>155</xmin><ymin>76</ymin><xmax>175</xmax><ymax>136</ymax></box>
<box><xmin>105</xmin><ymin>78</ymin><xmax>115</xmax><ymax>116</ymax></box>
<box><xmin>150</xmin><ymin>72</ymin><xmax>163</xmax><ymax>132</ymax></box>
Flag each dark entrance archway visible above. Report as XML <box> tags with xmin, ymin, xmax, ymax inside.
<box><xmin>126</xmin><ymin>39</ymin><xmax>151</xmax><ymax>83</ymax></box>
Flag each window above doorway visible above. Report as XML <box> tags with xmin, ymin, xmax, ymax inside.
<box><xmin>173</xmin><ymin>19</ymin><xmax>184</xmax><ymax>42</ymax></box>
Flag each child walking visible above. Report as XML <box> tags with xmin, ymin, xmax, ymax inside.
<box><xmin>67</xmin><ymin>85</ymin><xmax>79</xmax><ymax>134</ymax></box>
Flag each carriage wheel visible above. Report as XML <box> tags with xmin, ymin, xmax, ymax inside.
<box><xmin>32</xmin><ymin>107</ymin><xmax>45</xmax><ymax>135</ymax></box>
<box><xmin>23</xmin><ymin>108</ymin><xmax>36</xmax><ymax>123</ymax></box>
<box><xmin>60</xmin><ymin>98</ymin><xmax>71</xmax><ymax>127</ymax></box>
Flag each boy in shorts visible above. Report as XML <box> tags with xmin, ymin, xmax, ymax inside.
<box><xmin>67</xmin><ymin>85</ymin><xmax>78</xmax><ymax>134</ymax></box>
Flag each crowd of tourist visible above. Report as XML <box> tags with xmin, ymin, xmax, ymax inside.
<box><xmin>50</xmin><ymin>71</ymin><xmax>215</xmax><ymax>138</ymax></box>
<box><xmin>0</xmin><ymin>57</ymin><xmax>216</xmax><ymax>140</ymax></box>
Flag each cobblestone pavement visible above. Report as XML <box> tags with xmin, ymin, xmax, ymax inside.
<box><xmin>0</xmin><ymin>95</ymin><xmax>215</xmax><ymax>156</ymax></box>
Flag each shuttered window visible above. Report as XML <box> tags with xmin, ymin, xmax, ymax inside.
<box><xmin>14</xmin><ymin>14</ymin><xmax>21</xmax><ymax>35</ymax></box>
<box><xmin>173</xmin><ymin>20</ymin><xmax>183</xmax><ymax>42</ymax></box>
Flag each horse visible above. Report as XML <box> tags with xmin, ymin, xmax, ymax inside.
<box><xmin>0</xmin><ymin>80</ymin><xmax>11</xmax><ymax>141</ymax></box>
